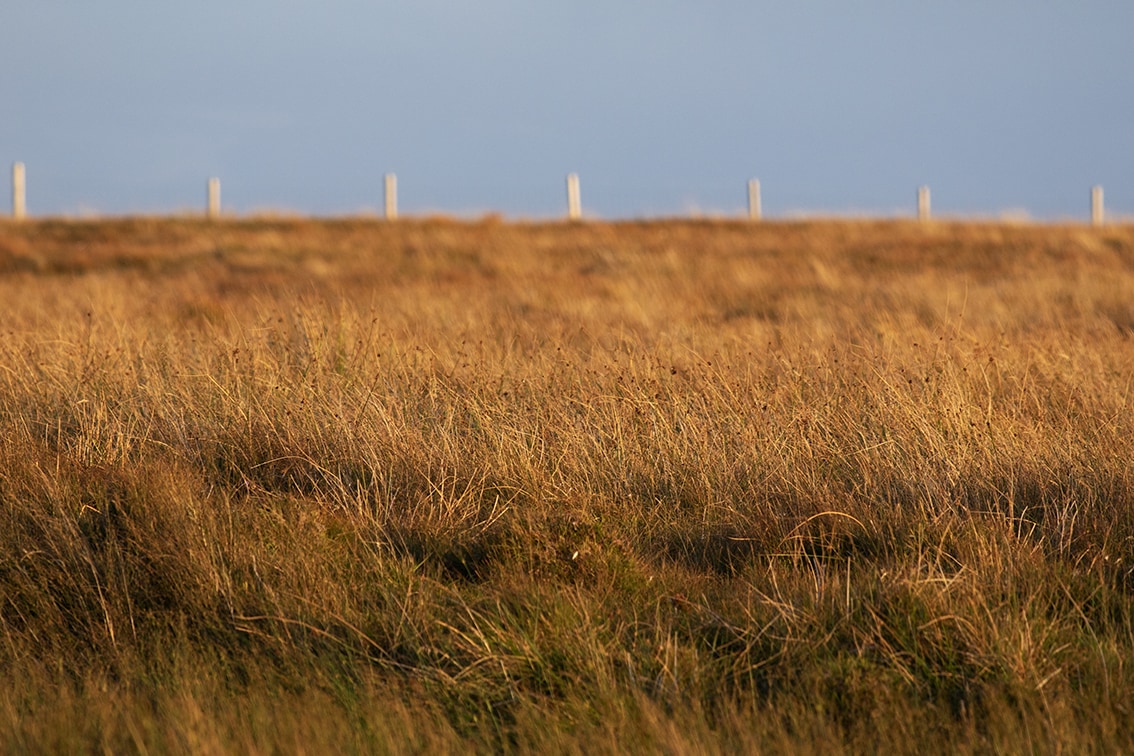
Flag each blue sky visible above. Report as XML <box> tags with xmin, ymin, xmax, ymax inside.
<box><xmin>3</xmin><ymin>2</ymin><xmax>1132</xmax><ymax>219</ymax></box>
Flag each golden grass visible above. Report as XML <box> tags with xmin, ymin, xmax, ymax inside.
<box><xmin>2</xmin><ymin>216</ymin><xmax>1134</xmax><ymax>752</ymax></box>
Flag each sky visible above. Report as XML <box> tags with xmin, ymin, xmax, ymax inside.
<box><xmin>2</xmin><ymin>2</ymin><xmax>1132</xmax><ymax>220</ymax></box>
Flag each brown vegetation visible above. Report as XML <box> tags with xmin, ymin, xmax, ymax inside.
<box><xmin>2</xmin><ymin>216</ymin><xmax>1133</xmax><ymax>752</ymax></box>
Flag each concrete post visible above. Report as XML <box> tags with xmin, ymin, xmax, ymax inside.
<box><xmin>748</xmin><ymin>179</ymin><xmax>762</xmax><ymax>221</ymax></box>
<box><xmin>385</xmin><ymin>173</ymin><xmax>397</xmax><ymax>220</ymax></box>
<box><xmin>566</xmin><ymin>173</ymin><xmax>581</xmax><ymax>220</ymax></box>
<box><xmin>1091</xmin><ymin>185</ymin><xmax>1104</xmax><ymax>227</ymax></box>
<box><xmin>917</xmin><ymin>185</ymin><xmax>931</xmax><ymax>222</ymax></box>
<box><xmin>207</xmin><ymin>177</ymin><xmax>221</xmax><ymax>219</ymax></box>
<box><xmin>12</xmin><ymin>162</ymin><xmax>26</xmax><ymax>220</ymax></box>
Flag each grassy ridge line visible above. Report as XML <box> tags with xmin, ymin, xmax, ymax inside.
<box><xmin>1</xmin><ymin>218</ymin><xmax>1133</xmax><ymax>752</ymax></box>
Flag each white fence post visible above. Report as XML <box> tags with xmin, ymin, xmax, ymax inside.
<box><xmin>748</xmin><ymin>179</ymin><xmax>762</xmax><ymax>221</ymax></box>
<box><xmin>917</xmin><ymin>185</ymin><xmax>931</xmax><ymax>222</ymax></box>
<box><xmin>566</xmin><ymin>173</ymin><xmax>581</xmax><ymax>220</ymax></box>
<box><xmin>385</xmin><ymin>173</ymin><xmax>397</xmax><ymax>220</ymax></box>
<box><xmin>207</xmin><ymin>177</ymin><xmax>221</xmax><ymax>219</ymax></box>
<box><xmin>1091</xmin><ymin>186</ymin><xmax>1104</xmax><ymax>227</ymax></box>
<box><xmin>12</xmin><ymin>162</ymin><xmax>26</xmax><ymax>220</ymax></box>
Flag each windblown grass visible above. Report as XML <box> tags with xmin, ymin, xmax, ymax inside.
<box><xmin>2</xmin><ymin>216</ymin><xmax>1134</xmax><ymax>752</ymax></box>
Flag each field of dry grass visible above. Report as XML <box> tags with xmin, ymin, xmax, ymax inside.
<box><xmin>1</xmin><ymin>216</ymin><xmax>1133</xmax><ymax>752</ymax></box>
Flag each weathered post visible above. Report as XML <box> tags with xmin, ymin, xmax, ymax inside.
<box><xmin>566</xmin><ymin>173</ymin><xmax>581</xmax><ymax>220</ymax></box>
<box><xmin>917</xmin><ymin>185</ymin><xmax>931</xmax><ymax>222</ymax></box>
<box><xmin>12</xmin><ymin>162</ymin><xmax>26</xmax><ymax>220</ymax></box>
<box><xmin>207</xmin><ymin>177</ymin><xmax>221</xmax><ymax>219</ymax></box>
<box><xmin>1091</xmin><ymin>185</ymin><xmax>1104</xmax><ymax>227</ymax></box>
<box><xmin>748</xmin><ymin>179</ymin><xmax>762</xmax><ymax>221</ymax></box>
<box><xmin>385</xmin><ymin>173</ymin><xmax>398</xmax><ymax>220</ymax></box>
